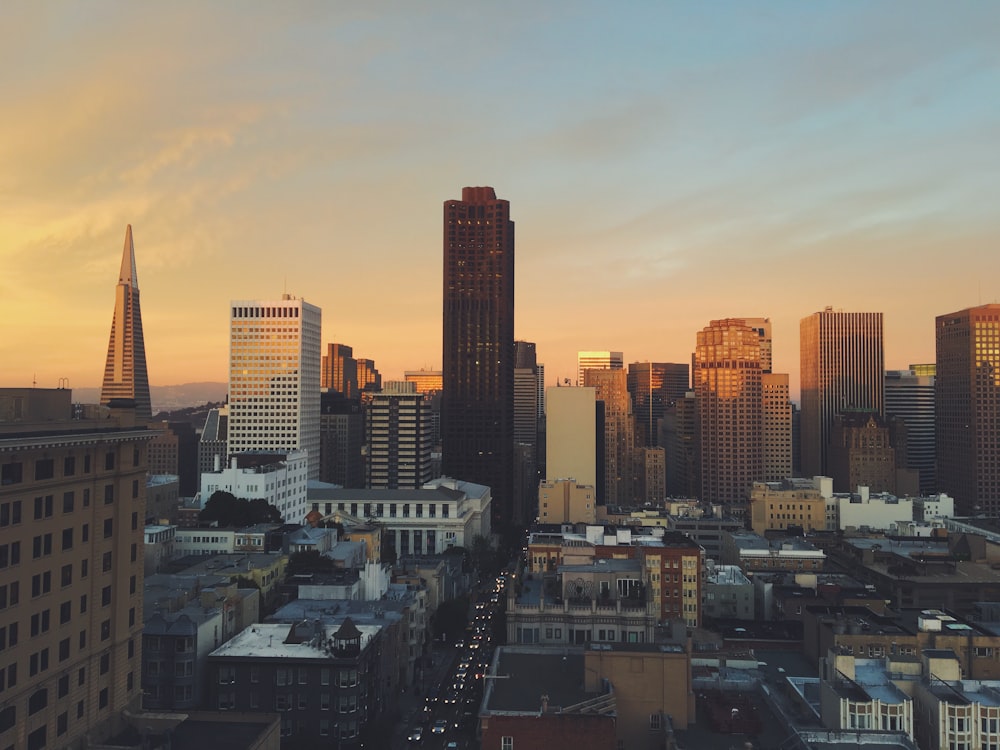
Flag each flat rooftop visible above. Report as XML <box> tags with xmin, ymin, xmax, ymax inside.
<box><xmin>484</xmin><ymin>647</ymin><xmax>593</xmax><ymax>714</ymax></box>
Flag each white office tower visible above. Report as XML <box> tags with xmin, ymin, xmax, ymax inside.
<box><xmin>228</xmin><ymin>295</ymin><xmax>322</xmax><ymax>479</ymax></box>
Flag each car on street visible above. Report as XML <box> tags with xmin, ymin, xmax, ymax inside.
<box><xmin>431</xmin><ymin>719</ymin><xmax>448</xmax><ymax>734</ymax></box>
<box><xmin>408</xmin><ymin>726</ymin><xmax>423</xmax><ymax>742</ymax></box>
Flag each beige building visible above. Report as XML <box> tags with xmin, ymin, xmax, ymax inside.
<box><xmin>577</xmin><ymin>350</ymin><xmax>623</xmax><ymax>387</ymax></box>
<box><xmin>750</xmin><ymin>477</ymin><xmax>831</xmax><ymax>534</ymax></box>
<box><xmin>546</xmin><ymin>386</ymin><xmax>597</xmax><ymax>489</ymax></box>
<box><xmin>762</xmin><ymin>372</ymin><xmax>793</xmax><ymax>481</ymax></box>
<box><xmin>0</xmin><ymin>389</ymin><xmax>152</xmax><ymax>749</ymax></box>
<box><xmin>584</xmin><ymin>642</ymin><xmax>695</xmax><ymax>741</ymax></box>
<box><xmin>538</xmin><ymin>479</ymin><xmax>596</xmax><ymax>524</ymax></box>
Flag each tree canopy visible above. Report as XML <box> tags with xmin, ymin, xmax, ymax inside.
<box><xmin>199</xmin><ymin>491</ymin><xmax>283</xmax><ymax>526</ymax></box>
<box><xmin>286</xmin><ymin>550</ymin><xmax>337</xmax><ymax>576</ymax></box>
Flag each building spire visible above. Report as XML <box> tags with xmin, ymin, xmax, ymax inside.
<box><xmin>119</xmin><ymin>224</ymin><xmax>139</xmax><ymax>288</ymax></box>
<box><xmin>101</xmin><ymin>225</ymin><xmax>152</xmax><ymax>421</ymax></box>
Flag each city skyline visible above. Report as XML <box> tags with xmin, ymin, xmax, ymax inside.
<box><xmin>4</xmin><ymin>3</ymin><xmax>1000</xmax><ymax>399</ymax></box>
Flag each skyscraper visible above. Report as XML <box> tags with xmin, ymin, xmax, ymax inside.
<box><xmin>627</xmin><ymin>362</ymin><xmax>689</xmax><ymax>447</ymax></box>
<box><xmin>800</xmin><ymin>308</ymin><xmax>884</xmax><ymax>477</ymax></box>
<box><xmin>101</xmin><ymin>225</ymin><xmax>152</xmax><ymax>420</ymax></box>
<box><xmin>366</xmin><ymin>382</ymin><xmax>432</xmax><ymax>490</ymax></box>
<box><xmin>936</xmin><ymin>304</ymin><xmax>1000</xmax><ymax>514</ymax></box>
<box><xmin>228</xmin><ymin>295</ymin><xmax>321</xmax><ymax>479</ymax></box>
<box><xmin>577</xmin><ymin>351</ymin><xmax>623</xmax><ymax>387</ymax></box>
<box><xmin>442</xmin><ymin>187</ymin><xmax>514</xmax><ymax>527</ymax></box>
<box><xmin>695</xmin><ymin>319</ymin><xmax>763</xmax><ymax>506</ymax></box>
<box><xmin>885</xmin><ymin>369</ymin><xmax>936</xmax><ymax>494</ymax></box>
<box><xmin>741</xmin><ymin>317</ymin><xmax>773</xmax><ymax>374</ymax></box>
<box><xmin>585</xmin><ymin>368</ymin><xmax>636</xmax><ymax>505</ymax></box>
<box><xmin>321</xmin><ymin>342</ymin><xmax>358</xmax><ymax>397</ymax></box>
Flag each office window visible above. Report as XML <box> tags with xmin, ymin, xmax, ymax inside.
<box><xmin>502</xmin><ymin>737</ymin><xmax>513</xmax><ymax>750</ymax></box>
<box><xmin>100</xmin><ymin>654</ymin><xmax>110</xmax><ymax>675</ymax></box>
<box><xmin>99</xmin><ymin>688</ymin><xmax>108</xmax><ymax>709</ymax></box>
<box><xmin>102</xmin><ymin>552</ymin><xmax>112</xmax><ymax>572</ymax></box>
<box><xmin>35</xmin><ymin>459</ymin><xmax>54</xmax><ymax>481</ymax></box>
<box><xmin>103</xmin><ymin>519</ymin><xmax>113</xmax><ymax>538</ymax></box>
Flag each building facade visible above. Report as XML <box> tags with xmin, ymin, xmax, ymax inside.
<box><xmin>935</xmin><ymin>304</ymin><xmax>1000</xmax><ymax>515</ymax></box>
<box><xmin>762</xmin><ymin>372</ymin><xmax>793</xmax><ymax>481</ymax></box>
<box><xmin>546</xmin><ymin>386</ymin><xmax>597</xmax><ymax>489</ymax></box>
<box><xmin>695</xmin><ymin>319</ymin><xmax>763</xmax><ymax>506</ymax></box>
<box><xmin>885</xmin><ymin>369</ymin><xmax>936</xmax><ymax>495</ymax></box>
<box><xmin>626</xmin><ymin>362</ymin><xmax>689</xmax><ymax>448</ymax></box>
<box><xmin>100</xmin><ymin>225</ymin><xmax>153</xmax><ymax>421</ymax></box>
<box><xmin>321</xmin><ymin>343</ymin><xmax>358</xmax><ymax>397</ymax></box>
<box><xmin>800</xmin><ymin>308</ymin><xmax>884</xmax><ymax>477</ymax></box>
<box><xmin>200</xmin><ymin>452</ymin><xmax>309</xmax><ymax>524</ymax></box>
<box><xmin>0</xmin><ymin>389</ymin><xmax>150</xmax><ymax>749</ymax></box>
<box><xmin>577</xmin><ymin>351</ymin><xmax>624</xmax><ymax>388</ymax></box>
<box><xmin>365</xmin><ymin>382</ymin><xmax>432</xmax><ymax>490</ymax></box>
<box><xmin>442</xmin><ymin>187</ymin><xmax>515</xmax><ymax>528</ymax></box>
<box><xmin>228</xmin><ymin>296</ymin><xmax>322</xmax><ymax>480</ymax></box>
<box><xmin>585</xmin><ymin>369</ymin><xmax>636</xmax><ymax>506</ymax></box>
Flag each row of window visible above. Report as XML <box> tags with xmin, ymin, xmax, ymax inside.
<box><xmin>1</xmin><ymin>449</ymin><xmax>141</xmax><ymax>487</ymax></box>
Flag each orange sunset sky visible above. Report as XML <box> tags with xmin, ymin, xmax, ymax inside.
<box><xmin>3</xmin><ymin>3</ymin><xmax>999</xmax><ymax>402</ymax></box>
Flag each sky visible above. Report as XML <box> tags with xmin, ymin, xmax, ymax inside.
<box><xmin>3</xmin><ymin>2</ymin><xmax>1000</xmax><ymax>402</ymax></box>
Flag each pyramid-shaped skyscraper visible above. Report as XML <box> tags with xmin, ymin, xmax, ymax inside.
<box><xmin>100</xmin><ymin>225</ymin><xmax>152</xmax><ymax>420</ymax></box>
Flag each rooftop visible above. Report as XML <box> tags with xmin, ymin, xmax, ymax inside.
<box><xmin>484</xmin><ymin>647</ymin><xmax>598</xmax><ymax>714</ymax></box>
<box><xmin>209</xmin><ymin>621</ymin><xmax>379</xmax><ymax>660</ymax></box>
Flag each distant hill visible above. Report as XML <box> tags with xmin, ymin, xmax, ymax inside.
<box><xmin>71</xmin><ymin>382</ymin><xmax>228</xmax><ymax>413</ymax></box>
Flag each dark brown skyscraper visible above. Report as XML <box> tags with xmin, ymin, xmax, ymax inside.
<box><xmin>101</xmin><ymin>225</ymin><xmax>152</xmax><ymax>420</ymax></box>
<box><xmin>442</xmin><ymin>187</ymin><xmax>514</xmax><ymax>527</ymax></box>
<box><xmin>936</xmin><ymin>304</ymin><xmax>1000</xmax><ymax>514</ymax></box>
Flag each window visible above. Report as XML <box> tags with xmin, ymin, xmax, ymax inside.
<box><xmin>62</xmin><ymin>492</ymin><xmax>74</xmax><ymax>513</ymax></box>
<box><xmin>100</xmin><ymin>654</ymin><xmax>110</xmax><ymax>675</ymax></box>
<box><xmin>60</xmin><ymin>600</ymin><xmax>71</xmax><ymax>624</ymax></box>
<box><xmin>57</xmin><ymin>711</ymin><xmax>68</xmax><ymax>736</ymax></box>
<box><xmin>101</xmin><ymin>619</ymin><xmax>110</xmax><ymax>641</ymax></box>
<box><xmin>35</xmin><ymin>459</ymin><xmax>54</xmax><ymax>481</ymax></box>
<box><xmin>502</xmin><ymin>737</ymin><xmax>514</xmax><ymax>750</ymax></box>
<box><xmin>62</xmin><ymin>528</ymin><xmax>73</xmax><ymax>551</ymax></box>
<box><xmin>103</xmin><ymin>552</ymin><xmax>112</xmax><ymax>572</ymax></box>
<box><xmin>650</xmin><ymin>713</ymin><xmax>662</xmax><ymax>730</ymax></box>
<box><xmin>28</xmin><ymin>690</ymin><xmax>48</xmax><ymax>716</ymax></box>
<box><xmin>99</xmin><ymin>687</ymin><xmax>108</xmax><ymax>709</ymax></box>
<box><xmin>27</xmin><ymin>727</ymin><xmax>46</xmax><ymax>750</ymax></box>
<box><xmin>58</xmin><ymin>675</ymin><xmax>69</xmax><ymax>698</ymax></box>
<box><xmin>82</xmin><ymin>523</ymin><xmax>89</xmax><ymax>542</ymax></box>
<box><xmin>64</xmin><ymin>457</ymin><xmax>76</xmax><ymax>476</ymax></box>
<box><xmin>104</xmin><ymin>452</ymin><xmax>115</xmax><ymax>471</ymax></box>
<box><xmin>104</xmin><ymin>485</ymin><xmax>114</xmax><ymax>504</ymax></box>
<box><xmin>59</xmin><ymin>638</ymin><xmax>70</xmax><ymax>662</ymax></box>
<box><xmin>103</xmin><ymin>518</ymin><xmax>113</xmax><ymax>538</ymax></box>
<box><xmin>1</xmin><ymin>462</ymin><xmax>23</xmax><ymax>485</ymax></box>
<box><xmin>101</xmin><ymin>586</ymin><xmax>112</xmax><ymax>607</ymax></box>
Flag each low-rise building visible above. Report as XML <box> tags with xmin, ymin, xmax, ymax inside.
<box><xmin>721</xmin><ymin>530</ymin><xmax>826</xmax><ymax>573</ymax></box>
<box><xmin>207</xmin><ymin>619</ymin><xmax>383</xmax><ymax>747</ymax></box>
<box><xmin>833</xmin><ymin>488</ymin><xmax>914</xmax><ymax>532</ymax></box>
<box><xmin>480</xmin><ymin>647</ymin><xmax>618</xmax><ymax>750</ymax></box>
<box><xmin>538</xmin><ymin>478</ymin><xmax>597</xmax><ymax>524</ymax></box>
<box><xmin>147</xmin><ymin>473</ymin><xmax>181</xmax><ymax>524</ymax></box>
<box><xmin>166</xmin><ymin>553</ymin><xmax>287</xmax><ymax>610</ymax></box>
<box><xmin>749</xmin><ymin>477</ymin><xmax>831</xmax><ymax>535</ymax></box>
<box><xmin>703</xmin><ymin>564</ymin><xmax>754</xmax><ymax>621</ymax></box>
<box><xmin>200</xmin><ymin>451</ymin><xmax>309</xmax><ymax>524</ymax></box>
<box><xmin>309</xmin><ymin>476</ymin><xmax>491</xmax><ymax>556</ymax></box>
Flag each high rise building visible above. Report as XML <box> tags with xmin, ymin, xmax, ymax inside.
<box><xmin>661</xmin><ymin>392</ymin><xmax>699</xmax><ymax>498</ymax></box>
<box><xmin>885</xmin><ymin>369</ymin><xmax>936</xmax><ymax>494</ymax></box>
<box><xmin>800</xmin><ymin>308</ymin><xmax>884</xmax><ymax>477</ymax></box>
<box><xmin>695</xmin><ymin>319</ymin><xmax>763</xmax><ymax>506</ymax></box>
<box><xmin>357</xmin><ymin>358</ymin><xmax>381</xmax><ymax>393</ymax></box>
<box><xmin>627</xmin><ymin>362</ymin><xmax>689</xmax><ymax>447</ymax></box>
<box><xmin>366</xmin><ymin>382</ymin><xmax>432</xmax><ymax>490</ymax></box>
<box><xmin>577</xmin><ymin>351</ymin><xmax>623</xmax><ymax>387</ymax></box>
<box><xmin>827</xmin><ymin>411</ymin><xmax>908</xmax><ymax>494</ymax></box>
<box><xmin>741</xmin><ymin>317</ymin><xmax>773</xmax><ymax>374</ymax></box>
<box><xmin>100</xmin><ymin>225</ymin><xmax>152</xmax><ymax>421</ymax></box>
<box><xmin>227</xmin><ymin>296</ymin><xmax>321</xmax><ymax>479</ymax></box>
<box><xmin>321</xmin><ymin>343</ymin><xmax>358</xmax><ymax>397</ymax></box>
<box><xmin>197</xmin><ymin>405</ymin><xmax>228</xmax><ymax>483</ymax></box>
<box><xmin>585</xmin><ymin>368</ymin><xmax>636</xmax><ymax>505</ymax></box>
<box><xmin>404</xmin><ymin>369</ymin><xmax>443</xmax><ymax>395</ymax></box>
<box><xmin>762</xmin><ymin>373</ymin><xmax>793</xmax><ymax>481</ymax></box>
<box><xmin>0</xmin><ymin>389</ymin><xmax>152</xmax><ymax>747</ymax></box>
<box><xmin>442</xmin><ymin>187</ymin><xmax>514</xmax><ymax>527</ymax></box>
<box><xmin>546</xmin><ymin>387</ymin><xmax>596</xmax><ymax>489</ymax></box>
<box><xmin>319</xmin><ymin>390</ymin><xmax>364</xmax><ymax>488</ymax></box>
<box><xmin>936</xmin><ymin>305</ymin><xmax>1000</xmax><ymax>514</ymax></box>
<box><xmin>513</xmin><ymin>341</ymin><xmax>540</xmax><ymax>446</ymax></box>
